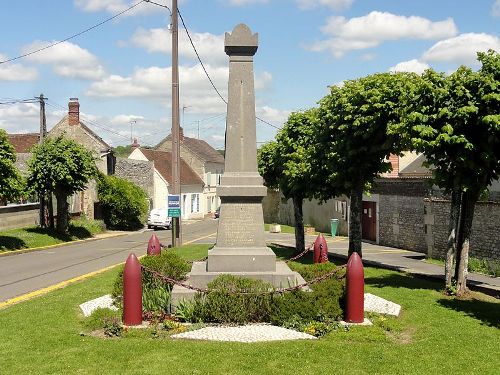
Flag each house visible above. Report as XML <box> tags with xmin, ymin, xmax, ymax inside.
<box><xmin>7</xmin><ymin>133</ymin><xmax>39</xmax><ymax>178</ymax></box>
<box><xmin>155</xmin><ymin>128</ymin><xmax>224</xmax><ymax>215</ymax></box>
<box><xmin>128</xmin><ymin>147</ymin><xmax>205</xmax><ymax>220</ymax></box>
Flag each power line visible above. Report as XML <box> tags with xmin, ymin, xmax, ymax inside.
<box><xmin>0</xmin><ymin>98</ymin><xmax>39</xmax><ymax>105</ymax></box>
<box><xmin>0</xmin><ymin>0</ymin><xmax>146</xmax><ymax>65</ymax></box>
<box><xmin>45</xmin><ymin>101</ymin><xmax>130</xmax><ymax>141</ymax></box>
<box><xmin>177</xmin><ymin>9</ymin><xmax>227</xmax><ymax>105</ymax></box>
<box><xmin>177</xmin><ymin>9</ymin><xmax>281</xmax><ymax>131</ymax></box>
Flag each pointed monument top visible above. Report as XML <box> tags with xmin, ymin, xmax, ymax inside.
<box><xmin>225</xmin><ymin>23</ymin><xmax>258</xmax><ymax>56</ymax></box>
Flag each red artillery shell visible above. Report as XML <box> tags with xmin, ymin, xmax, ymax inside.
<box><xmin>314</xmin><ymin>234</ymin><xmax>328</xmax><ymax>264</ymax></box>
<box><xmin>123</xmin><ymin>253</ymin><xmax>142</xmax><ymax>326</ymax></box>
<box><xmin>147</xmin><ymin>233</ymin><xmax>161</xmax><ymax>255</ymax></box>
<box><xmin>346</xmin><ymin>252</ymin><xmax>364</xmax><ymax>323</ymax></box>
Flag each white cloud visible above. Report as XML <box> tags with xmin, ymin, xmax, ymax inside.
<box><xmin>256</xmin><ymin>106</ymin><xmax>290</xmax><ymax>127</ymax></box>
<box><xmin>109</xmin><ymin>114</ymin><xmax>145</xmax><ymax>125</ymax></box>
<box><xmin>87</xmin><ymin>64</ymin><xmax>273</xmax><ymax>113</ymax></box>
<box><xmin>130</xmin><ymin>28</ymin><xmax>227</xmax><ymax>66</ymax></box>
<box><xmin>0</xmin><ymin>103</ymin><xmax>65</xmax><ymax>134</ymax></box>
<box><xmin>74</xmin><ymin>0</ymin><xmax>162</xmax><ymax>15</ymax></box>
<box><xmin>389</xmin><ymin>59</ymin><xmax>430</xmax><ymax>74</ymax></box>
<box><xmin>422</xmin><ymin>33</ymin><xmax>500</xmax><ymax>65</ymax></box>
<box><xmin>0</xmin><ymin>54</ymin><xmax>38</xmax><ymax>81</ymax></box>
<box><xmin>227</xmin><ymin>0</ymin><xmax>270</xmax><ymax>5</ymax></box>
<box><xmin>22</xmin><ymin>41</ymin><xmax>105</xmax><ymax>80</ymax></box>
<box><xmin>296</xmin><ymin>0</ymin><xmax>353</xmax><ymax>10</ymax></box>
<box><xmin>310</xmin><ymin>11</ymin><xmax>458</xmax><ymax>58</ymax></box>
<box><xmin>492</xmin><ymin>0</ymin><xmax>500</xmax><ymax>17</ymax></box>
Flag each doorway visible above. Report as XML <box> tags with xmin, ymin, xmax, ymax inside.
<box><xmin>362</xmin><ymin>201</ymin><xmax>377</xmax><ymax>242</ymax></box>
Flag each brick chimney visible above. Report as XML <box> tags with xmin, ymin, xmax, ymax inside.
<box><xmin>387</xmin><ymin>154</ymin><xmax>399</xmax><ymax>178</ymax></box>
<box><xmin>68</xmin><ymin>98</ymin><xmax>80</xmax><ymax>126</ymax></box>
<box><xmin>179</xmin><ymin>126</ymin><xmax>184</xmax><ymax>142</ymax></box>
<box><xmin>131</xmin><ymin>138</ymin><xmax>140</xmax><ymax>149</ymax></box>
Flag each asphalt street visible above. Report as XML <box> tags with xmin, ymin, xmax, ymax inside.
<box><xmin>0</xmin><ymin>218</ymin><xmax>218</xmax><ymax>303</ymax></box>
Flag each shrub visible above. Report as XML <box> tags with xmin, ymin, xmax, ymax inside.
<box><xmin>192</xmin><ymin>275</ymin><xmax>274</xmax><ymax>324</ymax></box>
<box><xmin>468</xmin><ymin>257</ymin><xmax>500</xmax><ymax>277</ymax></box>
<box><xmin>83</xmin><ymin>307</ymin><xmax>120</xmax><ymax>331</ymax></box>
<box><xmin>69</xmin><ymin>216</ymin><xmax>105</xmax><ymax>237</ymax></box>
<box><xmin>97</xmin><ymin>174</ymin><xmax>148</xmax><ymax>230</ymax></box>
<box><xmin>112</xmin><ymin>250</ymin><xmax>190</xmax><ymax>313</ymax></box>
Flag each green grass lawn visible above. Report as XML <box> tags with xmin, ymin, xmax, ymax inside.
<box><xmin>0</xmin><ymin>217</ymin><xmax>105</xmax><ymax>252</ymax></box>
<box><xmin>0</xmin><ymin>245</ymin><xmax>498</xmax><ymax>374</ymax></box>
<box><xmin>425</xmin><ymin>257</ymin><xmax>500</xmax><ymax>277</ymax></box>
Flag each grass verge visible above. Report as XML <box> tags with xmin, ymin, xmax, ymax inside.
<box><xmin>425</xmin><ymin>257</ymin><xmax>500</xmax><ymax>277</ymax></box>
<box><xmin>0</xmin><ymin>217</ymin><xmax>105</xmax><ymax>252</ymax></box>
<box><xmin>0</xmin><ymin>244</ymin><xmax>498</xmax><ymax>374</ymax></box>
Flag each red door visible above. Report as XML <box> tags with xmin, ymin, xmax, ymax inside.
<box><xmin>362</xmin><ymin>201</ymin><xmax>376</xmax><ymax>242</ymax></box>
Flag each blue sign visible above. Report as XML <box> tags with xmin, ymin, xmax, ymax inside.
<box><xmin>168</xmin><ymin>194</ymin><xmax>181</xmax><ymax>209</ymax></box>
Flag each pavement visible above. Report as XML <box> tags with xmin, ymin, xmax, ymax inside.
<box><xmin>268</xmin><ymin>232</ymin><xmax>500</xmax><ymax>298</ymax></box>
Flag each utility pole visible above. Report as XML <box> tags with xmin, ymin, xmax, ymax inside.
<box><xmin>130</xmin><ymin>120</ymin><xmax>137</xmax><ymax>144</ymax></box>
<box><xmin>37</xmin><ymin>94</ymin><xmax>53</xmax><ymax>228</ymax></box>
<box><xmin>197</xmin><ymin>120</ymin><xmax>200</xmax><ymax>139</ymax></box>
<box><xmin>171</xmin><ymin>0</ymin><xmax>182</xmax><ymax>247</ymax></box>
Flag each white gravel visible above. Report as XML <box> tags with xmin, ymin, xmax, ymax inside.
<box><xmin>171</xmin><ymin>324</ymin><xmax>317</xmax><ymax>342</ymax></box>
<box><xmin>79</xmin><ymin>294</ymin><xmax>117</xmax><ymax>317</ymax></box>
<box><xmin>364</xmin><ymin>293</ymin><xmax>401</xmax><ymax>316</ymax></box>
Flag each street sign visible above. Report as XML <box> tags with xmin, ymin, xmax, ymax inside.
<box><xmin>168</xmin><ymin>195</ymin><xmax>181</xmax><ymax>217</ymax></box>
<box><xmin>168</xmin><ymin>208</ymin><xmax>181</xmax><ymax>217</ymax></box>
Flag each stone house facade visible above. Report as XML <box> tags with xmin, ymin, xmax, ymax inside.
<box><xmin>128</xmin><ymin>147</ymin><xmax>205</xmax><ymax>219</ymax></box>
<box><xmin>155</xmin><ymin>127</ymin><xmax>224</xmax><ymax>215</ymax></box>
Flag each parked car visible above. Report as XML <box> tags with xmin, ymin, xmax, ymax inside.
<box><xmin>214</xmin><ymin>207</ymin><xmax>220</xmax><ymax>219</ymax></box>
<box><xmin>147</xmin><ymin>208</ymin><xmax>172</xmax><ymax>230</ymax></box>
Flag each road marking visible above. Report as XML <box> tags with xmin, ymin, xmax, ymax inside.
<box><xmin>184</xmin><ymin>232</ymin><xmax>217</xmax><ymax>245</ymax></box>
<box><xmin>0</xmin><ymin>234</ymin><xmax>217</xmax><ymax>309</ymax></box>
<box><xmin>0</xmin><ymin>262</ymin><xmax>123</xmax><ymax>310</ymax></box>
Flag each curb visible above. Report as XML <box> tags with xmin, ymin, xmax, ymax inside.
<box><xmin>272</xmin><ymin>242</ymin><xmax>499</xmax><ymax>299</ymax></box>
<box><xmin>0</xmin><ymin>231</ymin><xmax>130</xmax><ymax>258</ymax></box>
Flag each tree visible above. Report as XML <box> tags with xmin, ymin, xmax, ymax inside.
<box><xmin>318</xmin><ymin>72</ymin><xmax>417</xmax><ymax>257</ymax></box>
<box><xmin>28</xmin><ymin>136</ymin><xmax>97</xmax><ymax>233</ymax></box>
<box><xmin>0</xmin><ymin>129</ymin><xmax>24</xmax><ymax>204</ymax></box>
<box><xmin>97</xmin><ymin>174</ymin><xmax>148</xmax><ymax>230</ymax></box>
<box><xmin>258</xmin><ymin>109</ymin><xmax>319</xmax><ymax>254</ymax></box>
<box><xmin>407</xmin><ymin>50</ymin><xmax>500</xmax><ymax>295</ymax></box>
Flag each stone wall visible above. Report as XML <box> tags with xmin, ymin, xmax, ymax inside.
<box><xmin>115</xmin><ymin>158</ymin><xmax>155</xmax><ymax>198</ymax></box>
<box><xmin>0</xmin><ymin>203</ymin><xmax>40</xmax><ymax>231</ymax></box>
<box><xmin>373</xmin><ymin>178</ymin><xmax>429</xmax><ymax>253</ymax></box>
<box><xmin>425</xmin><ymin>199</ymin><xmax>500</xmax><ymax>261</ymax></box>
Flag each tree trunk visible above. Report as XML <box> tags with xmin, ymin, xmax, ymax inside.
<box><xmin>455</xmin><ymin>189</ymin><xmax>479</xmax><ymax>297</ymax></box>
<box><xmin>55</xmin><ymin>190</ymin><xmax>69</xmax><ymax>233</ymax></box>
<box><xmin>445</xmin><ymin>189</ymin><xmax>461</xmax><ymax>291</ymax></box>
<box><xmin>292</xmin><ymin>195</ymin><xmax>305</xmax><ymax>255</ymax></box>
<box><xmin>348</xmin><ymin>180</ymin><xmax>363</xmax><ymax>258</ymax></box>
<box><xmin>48</xmin><ymin>193</ymin><xmax>54</xmax><ymax>229</ymax></box>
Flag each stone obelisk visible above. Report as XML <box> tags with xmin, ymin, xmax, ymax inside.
<box><xmin>171</xmin><ymin>24</ymin><xmax>304</xmax><ymax>306</ymax></box>
<box><xmin>208</xmin><ymin>23</ymin><xmax>276</xmax><ymax>272</ymax></box>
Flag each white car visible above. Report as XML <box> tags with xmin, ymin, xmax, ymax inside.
<box><xmin>147</xmin><ymin>208</ymin><xmax>172</xmax><ymax>230</ymax></box>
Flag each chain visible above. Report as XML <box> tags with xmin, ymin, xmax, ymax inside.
<box><xmin>140</xmin><ymin>264</ymin><xmax>346</xmax><ymax>295</ymax></box>
<box><xmin>285</xmin><ymin>242</ymin><xmax>315</xmax><ymax>263</ymax></box>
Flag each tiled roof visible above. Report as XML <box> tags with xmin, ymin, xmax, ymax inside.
<box><xmin>139</xmin><ymin>148</ymin><xmax>204</xmax><ymax>186</ymax></box>
<box><xmin>159</xmin><ymin>134</ymin><xmax>224</xmax><ymax>164</ymax></box>
<box><xmin>7</xmin><ymin>133</ymin><xmax>39</xmax><ymax>153</ymax></box>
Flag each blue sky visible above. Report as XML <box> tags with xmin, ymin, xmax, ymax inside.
<box><xmin>1</xmin><ymin>0</ymin><xmax>499</xmax><ymax>149</ymax></box>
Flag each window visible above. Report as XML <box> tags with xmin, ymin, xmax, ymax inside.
<box><xmin>191</xmin><ymin>194</ymin><xmax>200</xmax><ymax>213</ymax></box>
<box><xmin>206</xmin><ymin>172</ymin><xmax>211</xmax><ymax>186</ymax></box>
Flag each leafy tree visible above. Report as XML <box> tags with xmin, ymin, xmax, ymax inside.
<box><xmin>97</xmin><ymin>174</ymin><xmax>148</xmax><ymax>230</ymax></box>
<box><xmin>258</xmin><ymin>110</ymin><xmax>319</xmax><ymax>253</ymax></box>
<box><xmin>318</xmin><ymin>72</ymin><xmax>417</xmax><ymax>257</ymax></box>
<box><xmin>0</xmin><ymin>129</ymin><xmax>24</xmax><ymax>204</ymax></box>
<box><xmin>28</xmin><ymin>136</ymin><xmax>96</xmax><ymax>233</ymax></box>
<box><xmin>113</xmin><ymin>145</ymin><xmax>133</xmax><ymax>158</ymax></box>
<box><xmin>407</xmin><ymin>50</ymin><xmax>500</xmax><ymax>295</ymax></box>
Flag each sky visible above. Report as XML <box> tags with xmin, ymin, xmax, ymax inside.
<box><xmin>0</xmin><ymin>0</ymin><xmax>499</xmax><ymax>149</ymax></box>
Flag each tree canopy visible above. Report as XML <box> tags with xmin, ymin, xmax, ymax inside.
<box><xmin>0</xmin><ymin>129</ymin><xmax>24</xmax><ymax>203</ymax></box>
<box><xmin>28</xmin><ymin>136</ymin><xmax>97</xmax><ymax>232</ymax></box>
<box><xmin>317</xmin><ymin>72</ymin><xmax>418</xmax><ymax>256</ymax></box>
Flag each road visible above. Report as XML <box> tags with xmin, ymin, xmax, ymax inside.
<box><xmin>0</xmin><ymin>218</ymin><xmax>218</xmax><ymax>303</ymax></box>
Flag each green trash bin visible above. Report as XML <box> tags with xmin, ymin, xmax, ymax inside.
<box><xmin>330</xmin><ymin>219</ymin><xmax>339</xmax><ymax>238</ymax></box>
